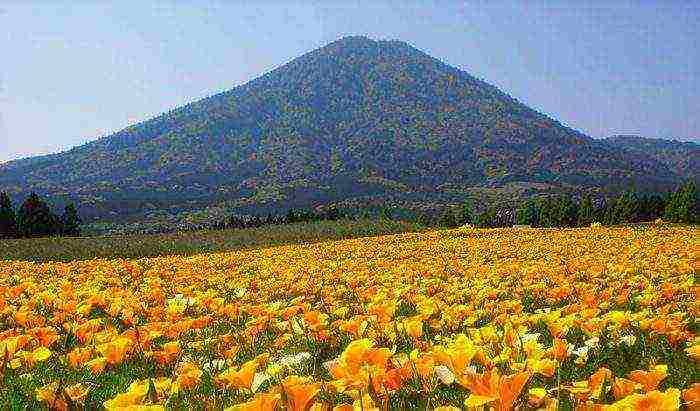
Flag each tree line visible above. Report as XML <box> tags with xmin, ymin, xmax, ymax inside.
<box><xmin>436</xmin><ymin>181</ymin><xmax>698</xmax><ymax>229</ymax></box>
<box><xmin>215</xmin><ymin>206</ymin><xmax>346</xmax><ymax>230</ymax></box>
<box><xmin>0</xmin><ymin>192</ymin><xmax>82</xmax><ymax>239</ymax></box>
<box><xmin>215</xmin><ymin>181</ymin><xmax>698</xmax><ymax>232</ymax></box>
<box><xmin>2</xmin><ymin>181</ymin><xmax>695</xmax><ymax>239</ymax></box>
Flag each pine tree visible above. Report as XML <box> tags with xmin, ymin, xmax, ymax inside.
<box><xmin>615</xmin><ymin>192</ymin><xmax>639</xmax><ymax>223</ymax></box>
<box><xmin>17</xmin><ymin>193</ymin><xmax>63</xmax><ymax>238</ymax></box>
<box><xmin>648</xmin><ymin>194</ymin><xmax>666</xmax><ymax>221</ymax></box>
<box><xmin>61</xmin><ymin>203</ymin><xmax>82</xmax><ymax>237</ymax></box>
<box><xmin>459</xmin><ymin>199</ymin><xmax>474</xmax><ymax>226</ymax></box>
<box><xmin>0</xmin><ymin>192</ymin><xmax>18</xmax><ymax>239</ymax></box>
<box><xmin>601</xmin><ymin>198</ymin><xmax>621</xmax><ymax>226</ymax></box>
<box><xmin>516</xmin><ymin>199</ymin><xmax>539</xmax><ymax>226</ymax></box>
<box><xmin>577</xmin><ymin>195</ymin><xmax>595</xmax><ymax>226</ymax></box>
<box><xmin>558</xmin><ymin>195</ymin><xmax>579</xmax><ymax>227</ymax></box>
<box><xmin>537</xmin><ymin>197</ymin><xmax>558</xmax><ymax>227</ymax></box>
<box><xmin>664</xmin><ymin>181</ymin><xmax>699</xmax><ymax>223</ymax></box>
<box><xmin>474</xmin><ymin>207</ymin><xmax>497</xmax><ymax>228</ymax></box>
<box><xmin>438</xmin><ymin>207</ymin><xmax>458</xmax><ymax>228</ymax></box>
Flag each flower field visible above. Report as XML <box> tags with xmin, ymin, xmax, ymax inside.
<box><xmin>1</xmin><ymin>225</ymin><xmax>698</xmax><ymax>410</ymax></box>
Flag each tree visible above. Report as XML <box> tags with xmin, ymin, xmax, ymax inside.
<box><xmin>61</xmin><ymin>203</ymin><xmax>82</xmax><ymax>237</ymax></box>
<box><xmin>516</xmin><ymin>199</ymin><xmax>539</xmax><ymax>226</ymax></box>
<box><xmin>438</xmin><ymin>207</ymin><xmax>458</xmax><ymax>228</ymax></box>
<box><xmin>17</xmin><ymin>193</ymin><xmax>63</xmax><ymax>238</ymax></box>
<box><xmin>537</xmin><ymin>197</ymin><xmax>558</xmax><ymax>227</ymax></box>
<box><xmin>577</xmin><ymin>195</ymin><xmax>595</xmax><ymax>226</ymax></box>
<box><xmin>474</xmin><ymin>207</ymin><xmax>497</xmax><ymax>228</ymax></box>
<box><xmin>664</xmin><ymin>181</ymin><xmax>699</xmax><ymax>223</ymax></box>
<box><xmin>458</xmin><ymin>199</ymin><xmax>474</xmax><ymax>226</ymax></box>
<box><xmin>379</xmin><ymin>206</ymin><xmax>393</xmax><ymax>221</ymax></box>
<box><xmin>557</xmin><ymin>195</ymin><xmax>579</xmax><ymax>227</ymax></box>
<box><xmin>615</xmin><ymin>192</ymin><xmax>639</xmax><ymax>223</ymax></box>
<box><xmin>0</xmin><ymin>192</ymin><xmax>18</xmax><ymax>239</ymax></box>
<box><xmin>599</xmin><ymin>197</ymin><xmax>623</xmax><ymax>226</ymax></box>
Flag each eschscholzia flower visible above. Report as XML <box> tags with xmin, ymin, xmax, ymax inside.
<box><xmin>175</xmin><ymin>361</ymin><xmax>203</xmax><ymax>390</ymax></box>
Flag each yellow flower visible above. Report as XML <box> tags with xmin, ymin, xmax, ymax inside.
<box><xmin>605</xmin><ymin>388</ymin><xmax>680</xmax><ymax>411</ymax></box>
<box><xmin>402</xmin><ymin>315</ymin><xmax>424</xmax><ymax>339</ymax></box>
<box><xmin>35</xmin><ymin>381</ymin><xmax>59</xmax><ymax>403</ymax></box>
<box><xmin>65</xmin><ymin>382</ymin><xmax>89</xmax><ymax>403</ymax></box>
<box><xmin>686</xmin><ymin>344</ymin><xmax>700</xmax><ymax>362</ymax></box>
<box><xmin>31</xmin><ymin>346</ymin><xmax>52</xmax><ymax>363</ymax></box>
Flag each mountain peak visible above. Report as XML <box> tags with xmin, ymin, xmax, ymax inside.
<box><xmin>0</xmin><ymin>38</ymin><xmax>688</xmax><ymax>221</ymax></box>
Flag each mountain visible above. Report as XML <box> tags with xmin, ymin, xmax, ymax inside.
<box><xmin>0</xmin><ymin>36</ymin><xmax>688</xmax><ymax>221</ymax></box>
<box><xmin>604</xmin><ymin>135</ymin><xmax>699</xmax><ymax>180</ymax></box>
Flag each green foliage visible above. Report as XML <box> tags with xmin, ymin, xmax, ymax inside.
<box><xmin>61</xmin><ymin>203</ymin><xmax>82</xmax><ymax>237</ymax></box>
<box><xmin>474</xmin><ymin>207</ymin><xmax>498</xmax><ymax>228</ymax></box>
<box><xmin>0</xmin><ymin>191</ymin><xmax>17</xmax><ymax>239</ymax></box>
<box><xmin>438</xmin><ymin>207</ymin><xmax>459</xmax><ymax>228</ymax></box>
<box><xmin>17</xmin><ymin>193</ymin><xmax>63</xmax><ymax>238</ymax></box>
<box><xmin>577</xmin><ymin>195</ymin><xmax>595</xmax><ymax>226</ymax></box>
<box><xmin>664</xmin><ymin>181</ymin><xmax>698</xmax><ymax>223</ymax></box>
<box><xmin>615</xmin><ymin>191</ymin><xmax>639</xmax><ymax>223</ymax></box>
<box><xmin>516</xmin><ymin>198</ymin><xmax>539</xmax><ymax>226</ymax></box>
<box><xmin>0</xmin><ymin>219</ymin><xmax>427</xmax><ymax>262</ymax></box>
<box><xmin>458</xmin><ymin>199</ymin><xmax>474</xmax><ymax>226</ymax></box>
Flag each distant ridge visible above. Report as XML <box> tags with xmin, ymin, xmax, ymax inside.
<box><xmin>604</xmin><ymin>135</ymin><xmax>699</xmax><ymax>181</ymax></box>
<box><xmin>0</xmin><ymin>36</ymin><xmax>688</xmax><ymax>220</ymax></box>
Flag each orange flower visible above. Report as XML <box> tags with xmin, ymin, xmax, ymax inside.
<box><xmin>329</xmin><ymin>339</ymin><xmax>392</xmax><ymax>391</ymax></box>
<box><xmin>217</xmin><ymin>358</ymin><xmax>260</xmax><ymax>391</ymax></box>
<box><xmin>682</xmin><ymin>383</ymin><xmax>700</xmax><ymax>408</ymax></box>
<box><xmin>74</xmin><ymin>319</ymin><xmax>103</xmax><ymax>344</ymax></box>
<box><xmin>613</xmin><ymin>377</ymin><xmax>640</xmax><ymax>400</ymax></box>
<box><xmin>86</xmin><ymin>357</ymin><xmax>107</xmax><ymax>374</ymax></box>
<box><xmin>550</xmin><ymin>337</ymin><xmax>569</xmax><ymax>361</ymax></box>
<box><xmin>432</xmin><ymin>334</ymin><xmax>477</xmax><ymax>378</ymax></box>
<box><xmin>526</xmin><ymin>358</ymin><xmax>557</xmax><ymax>378</ymax></box>
<box><xmin>607</xmin><ymin>388</ymin><xmax>680</xmax><ymax>410</ymax></box>
<box><xmin>29</xmin><ymin>327</ymin><xmax>59</xmax><ymax>347</ymax></box>
<box><xmin>588</xmin><ymin>367</ymin><xmax>613</xmax><ymax>400</ymax></box>
<box><xmin>96</xmin><ymin>337</ymin><xmax>132</xmax><ymax>365</ymax></box>
<box><xmin>153</xmin><ymin>341</ymin><xmax>181</xmax><ymax>365</ymax></box>
<box><xmin>68</xmin><ymin>347</ymin><xmax>93</xmax><ymax>368</ymax></box>
<box><xmin>176</xmin><ymin>361</ymin><xmax>203</xmax><ymax>390</ymax></box>
<box><xmin>629</xmin><ymin>364</ymin><xmax>667</xmax><ymax>392</ymax></box>
<box><xmin>0</xmin><ymin>335</ymin><xmax>29</xmax><ymax>358</ymax></box>
<box><xmin>64</xmin><ymin>383</ymin><xmax>89</xmax><ymax>403</ymax></box>
<box><xmin>459</xmin><ymin>369</ymin><xmax>530</xmax><ymax>411</ymax></box>
<box><xmin>226</xmin><ymin>393</ymin><xmax>281</xmax><ymax>411</ymax></box>
<box><xmin>283</xmin><ymin>375</ymin><xmax>322</xmax><ymax>411</ymax></box>
<box><xmin>403</xmin><ymin>315</ymin><xmax>424</xmax><ymax>339</ymax></box>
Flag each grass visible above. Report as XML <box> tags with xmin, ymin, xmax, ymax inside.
<box><xmin>0</xmin><ymin>218</ymin><xmax>427</xmax><ymax>262</ymax></box>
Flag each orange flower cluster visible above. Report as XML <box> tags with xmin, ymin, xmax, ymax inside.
<box><xmin>0</xmin><ymin>225</ymin><xmax>697</xmax><ymax>409</ymax></box>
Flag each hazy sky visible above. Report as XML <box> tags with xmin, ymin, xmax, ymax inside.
<box><xmin>1</xmin><ymin>1</ymin><xmax>698</xmax><ymax>162</ymax></box>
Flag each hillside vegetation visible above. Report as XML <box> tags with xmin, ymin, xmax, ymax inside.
<box><xmin>0</xmin><ymin>37</ymin><xmax>690</xmax><ymax>222</ymax></box>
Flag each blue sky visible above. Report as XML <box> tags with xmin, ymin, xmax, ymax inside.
<box><xmin>1</xmin><ymin>1</ymin><xmax>698</xmax><ymax>162</ymax></box>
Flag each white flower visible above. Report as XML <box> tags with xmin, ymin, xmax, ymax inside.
<box><xmin>291</xmin><ymin>319</ymin><xmax>304</xmax><ymax>335</ymax></box>
<box><xmin>572</xmin><ymin>345</ymin><xmax>589</xmax><ymax>358</ymax></box>
<box><xmin>280</xmin><ymin>352</ymin><xmax>312</xmax><ymax>368</ymax></box>
<box><xmin>202</xmin><ymin>358</ymin><xmax>227</xmax><ymax>372</ymax></box>
<box><xmin>251</xmin><ymin>372</ymin><xmax>271</xmax><ymax>393</ymax></box>
<box><xmin>620</xmin><ymin>335</ymin><xmax>636</xmax><ymax>347</ymax></box>
<box><xmin>435</xmin><ymin>365</ymin><xmax>455</xmax><ymax>385</ymax></box>
<box><xmin>584</xmin><ymin>337</ymin><xmax>600</xmax><ymax>348</ymax></box>
<box><xmin>323</xmin><ymin>359</ymin><xmax>338</xmax><ymax>373</ymax></box>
